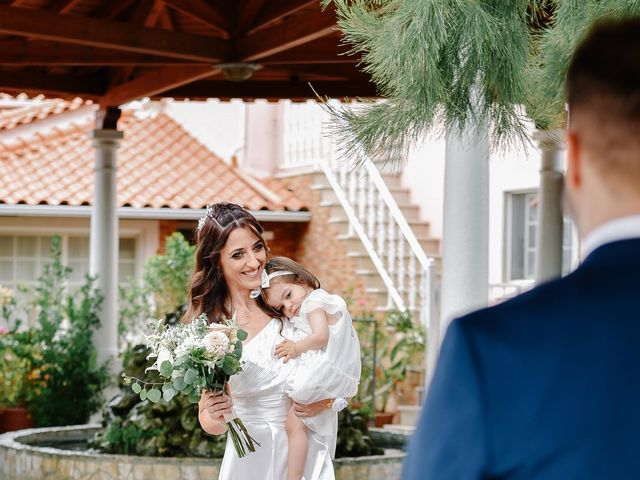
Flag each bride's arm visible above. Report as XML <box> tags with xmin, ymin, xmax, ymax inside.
<box><xmin>198</xmin><ymin>390</ymin><xmax>231</xmax><ymax>435</ymax></box>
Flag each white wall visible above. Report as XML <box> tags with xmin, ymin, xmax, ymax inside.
<box><xmin>163</xmin><ymin>99</ymin><xmax>246</xmax><ymax>163</ymax></box>
<box><xmin>401</xmin><ymin>137</ymin><xmax>447</xmax><ymax>238</ymax></box>
<box><xmin>488</xmin><ymin>137</ymin><xmax>541</xmax><ymax>286</ymax></box>
<box><xmin>401</xmin><ymin>130</ymin><xmax>543</xmax><ymax>289</ymax></box>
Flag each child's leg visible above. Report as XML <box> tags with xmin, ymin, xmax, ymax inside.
<box><xmin>286</xmin><ymin>407</ymin><xmax>308</xmax><ymax>480</ymax></box>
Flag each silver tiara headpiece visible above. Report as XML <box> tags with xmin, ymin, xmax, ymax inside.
<box><xmin>197</xmin><ymin>205</ymin><xmax>215</xmax><ymax>231</ymax></box>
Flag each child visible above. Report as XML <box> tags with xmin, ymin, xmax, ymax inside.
<box><xmin>260</xmin><ymin>256</ymin><xmax>361</xmax><ymax>480</ymax></box>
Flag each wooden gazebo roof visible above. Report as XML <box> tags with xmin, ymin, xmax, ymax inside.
<box><xmin>0</xmin><ymin>0</ymin><xmax>378</xmax><ymax>105</ymax></box>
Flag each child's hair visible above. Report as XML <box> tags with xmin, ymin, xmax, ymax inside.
<box><xmin>259</xmin><ymin>256</ymin><xmax>320</xmax><ymax>317</ymax></box>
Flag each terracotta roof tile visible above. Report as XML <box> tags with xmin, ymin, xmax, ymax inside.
<box><xmin>0</xmin><ymin>97</ymin><xmax>90</xmax><ymax>131</ymax></box>
<box><xmin>0</xmin><ymin>107</ymin><xmax>305</xmax><ymax>212</ymax></box>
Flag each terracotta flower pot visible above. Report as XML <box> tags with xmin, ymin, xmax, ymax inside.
<box><xmin>374</xmin><ymin>411</ymin><xmax>395</xmax><ymax>428</ymax></box>
<box><xmin>0</xmin><ymin>406</ymin><xmax>34</xmax><ymax>433</ymax></box>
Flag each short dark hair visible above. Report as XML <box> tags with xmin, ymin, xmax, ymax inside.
<box><xmin>566</xmin><ymin>17</ymin><xmax>640</xmax><ymax>182</ymax></box>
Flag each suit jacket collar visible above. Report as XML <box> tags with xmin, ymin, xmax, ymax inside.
<box><xmin>580</xmin><ymin>238</ymin><xmax>640</xmax><ymax>270</ymax></box>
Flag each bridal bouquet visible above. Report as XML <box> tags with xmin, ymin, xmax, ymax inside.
<box><xmin>123</xmin><ymin>312</ymin><xmax>260</xmax><ymax>458</ymax></box>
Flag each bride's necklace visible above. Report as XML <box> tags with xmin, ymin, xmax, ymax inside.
<box><xmin>232</xmin><ymin>306</ymin><xmax>251</xmax><ymax>326</ymax></box>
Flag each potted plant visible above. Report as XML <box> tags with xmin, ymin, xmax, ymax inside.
<box><xmin>353</xmin><ymin>310</ymin><xmax>426</xmax><ymax>427</ymax></box>
<box><xmin>0</xmin><ymin>329</ymin><xmax>40</xmax><ymax>432</ymax></box>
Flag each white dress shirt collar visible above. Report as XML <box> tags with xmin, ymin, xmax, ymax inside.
<box><xmin>581</xmin><ymin>215</ymin><xmax>640</xmax><ymax>260</ymax></box>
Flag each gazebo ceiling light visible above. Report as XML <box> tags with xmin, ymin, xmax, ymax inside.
<box><xmin>216</xmin><ymin>63</ymin><xmax>262</xmax><ymax>82</ymax></box>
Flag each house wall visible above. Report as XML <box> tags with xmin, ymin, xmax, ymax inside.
<box><xmin>0</xmin><ymin>216</ymin><xmax>158</xmax><ymax>280</ymax></box>
<box><xmin>163</xmin><ymin>99</ymin><xmax>245</xmax><ymax>163</ymax></box>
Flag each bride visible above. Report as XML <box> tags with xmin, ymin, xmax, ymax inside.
<box><xmin>190</xmin><ymin>203</ymin><xmax>336</xmax><ymax>479</ymax></box>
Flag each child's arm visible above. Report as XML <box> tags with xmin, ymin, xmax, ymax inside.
<box><xmin>275</xmin><ymin>309</ymin><xmax>329</xmax><ymax>362</ymax></box>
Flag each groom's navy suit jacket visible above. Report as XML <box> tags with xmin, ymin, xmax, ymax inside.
<box><xmin>403</xmin><ymin>238</ymin><xmax>640</xmax><ymax>480</ymax></box>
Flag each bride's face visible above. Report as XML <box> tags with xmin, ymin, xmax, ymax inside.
<box><xmin>219</xmin><ymin>227</ymin><xmax>267</xmax><ymax>292</ymax></box>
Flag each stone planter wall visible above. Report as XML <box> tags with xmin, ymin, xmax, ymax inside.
<box><xmin>0</xmin><ymin>425</ymin><xmax>407</xmax><ymax>480</ymax></box>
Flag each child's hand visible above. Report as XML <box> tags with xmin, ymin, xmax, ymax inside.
<box><xmin>275</xmin><ymin>339</ymin><xmax>299</xmax><ymax>362</ymax></box>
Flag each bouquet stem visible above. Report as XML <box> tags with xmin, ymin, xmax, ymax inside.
<box><xmin>227</xmin><ymin>418</ymin><xmax>261</xmax><ymax>458</ymax></box>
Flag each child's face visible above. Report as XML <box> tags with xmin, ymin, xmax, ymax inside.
<box><xmin>265</xmin><ymin>282</ymin><xmax>309</xmax><ymax>319</ymax></box>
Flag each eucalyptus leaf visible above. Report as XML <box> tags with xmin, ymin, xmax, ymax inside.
<box><xmin>173</xmin><ymin>377</ymin><xmax>185</xmax><ymax>391</ymax></box>
<box><xmin>132</xmin><ymin>383</ymin><xmax>142</xmax><ymax>394</ymax></box>
<box><xmin>139</xmin><ymin>389</ymin><xmax>147</xmax><ymax>401</ymax></box>
<box><xmin>188</xmin><ymin>393</ymin><xmax>200</xmax><ymax>404</ymax></box>
<box><xmin>184</xmin><ymin>368</ymin><xmax>198</xmax><ymax>385</ymax></box>
<box><xmin>160</xmin><ymin>361</ymin><xmax>173</xmax><ymax>377</ymax></box>
<box><xmin>147</xmin><ymin>388</ymin><xmax>162</xmax><ymax>403</ymax></box>
<box><xmin>163</xmin><ymin>386</ymin><xmax>177</xmax><ymax>402</ymax></box>
<box><xmin>237</xmin><ymin>329</ymin><xmax>248</xmax><ymax>341</ymax></box>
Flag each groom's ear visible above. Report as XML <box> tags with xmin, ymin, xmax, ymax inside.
<box><xmin>566</xmin><ymin>131</ymin><xmax>582</xmax><ymax>191</ymax></box>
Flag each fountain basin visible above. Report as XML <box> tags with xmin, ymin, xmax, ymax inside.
<box><xmin>0</xmin><ymin>425</ymin><xmax>408</xmax><ymax>479</ymax></box>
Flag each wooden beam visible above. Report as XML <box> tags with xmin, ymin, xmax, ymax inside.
<box><xmin>248</xmin><ymin>0</ymin><xmax>319</xmax><ymax>35</ymax></box>
<box><xmin>162</xmin><ymin>79</ymin><xmax>380</xmax><ymax>100</ymax></box>
<box><xmin>234</xmin><ymin>0</ymin><xmax>264</xmax><ymax>36</ymax></box>
<box><xmin>158</xmin><ymin>3</ymin><xmax>175</xmax><ymax>30</ymax></box>
<box><xmin>108</xmin><ymin>0</ymin><xmax>163</xmax><ymax>87</ymax></box>
<box><xmin>162</xmin><ymin>0</ymin><xmax>230</xmax><ymax>37</ymax></box>
<box><xmin>236</xmin><ymin>4</ymin><xmax>337</xmax><ymax>61</ymax></box>
<box><xmin>0</xmin><ymin>40</ymin><xmax>197</xmax><ymax>65</ymax></box>
<box><xmin>260</xmin><ymin>36</ymin><xmax>358</xmax><ymax>65</ymax></box>
<box><xmin>48</xmin><ymin>0</ymin><xmax>83</xmax><ymax>14</ymax></box>
<box><xmin>0</xmin><ymin>5</ymin><xmax>230</xmax><ymax>62</ymax></box>
<box><xmin>267</xmin><ymin>63</ymin><xmax>370</xmax><ymax>81</ymax></box>
<box><xmin>92</xmin><ymin>0</ymin><xmax>136</xmax><ymax>20</ymax></box>
<box><xmin>0</xmin><ymin>69</ymin><xmax>105</xmax><ymax>98</ymax></box>
<box><xmin>100</xmin><ymin>65</ymin><xmax>219</xmax><ymax>106</ymax></box>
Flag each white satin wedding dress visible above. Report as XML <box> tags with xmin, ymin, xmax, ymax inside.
<box><xmin>218</xmin><ymin>318</ymin><xmax>335</xmax><ymax>480</ymax></box>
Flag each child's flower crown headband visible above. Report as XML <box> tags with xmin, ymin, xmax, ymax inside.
<box><xmin>249</xmin><ymin>270</ymin><xmax>294</xmax><ymax>299</ymax></box>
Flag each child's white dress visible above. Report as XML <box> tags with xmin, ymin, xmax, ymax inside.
<box><xmin>285</xmin><ymin>288</ymin><xmax>361</xmax><ymax>456</ymax></box>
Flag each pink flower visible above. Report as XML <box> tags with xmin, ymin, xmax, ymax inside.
<box><xmin>357</xmin><ymin>298</ymin><xmax>367</xmax><ymax>306</ymax></box>
<box><xmin>0</xmin><ymin>326</ymin><xmax>7</xmax><ymax>335</ymax></box>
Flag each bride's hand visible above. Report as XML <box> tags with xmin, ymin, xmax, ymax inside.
<box><xmin>292</xmin><ymin>398</ymin><xmax>333</xmax><ymax>418</ymax></box>
<box><xmin>199</xmin><ymin>389</ymin><xmax>233</xmax><ymax>423</ymax></box>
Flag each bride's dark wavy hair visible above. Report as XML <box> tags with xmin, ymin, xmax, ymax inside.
<box><xmin>182</xmin><ymin>202</ymin><xmax>267</xmax><ymax>324</ymax></box>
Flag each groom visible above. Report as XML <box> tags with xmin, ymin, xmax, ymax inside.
<box><xmin>403</xmin><ymin>18</ymin><xmax>640</xmax><ymax>480</ymax></box>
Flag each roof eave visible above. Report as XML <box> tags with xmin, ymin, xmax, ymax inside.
<box><xmin>0</xmin><ymin>204</ymin><xmax>311</xmax><ymax>222</ymax></box>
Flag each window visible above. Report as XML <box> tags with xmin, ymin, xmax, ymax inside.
<box><xmin>0</xmin><ymin>234</ymin><xmax>137</xmax><ymax>290</ymax></box>
<box><xmin>507</xmin><ymin>192</ymin><xmax>574</xmax><ymax>281</ymax></box>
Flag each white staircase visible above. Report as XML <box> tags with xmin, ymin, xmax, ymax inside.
<box><xmin>281</xmin><ymin>101</ymin><xmax>442</xmax><ymax>410</ymax></box>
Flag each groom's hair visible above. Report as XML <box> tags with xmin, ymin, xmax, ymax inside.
<box><xmin>567</xmin><ymin>17</ymin><xmax>640</xmax><ymax>186</ymax></box>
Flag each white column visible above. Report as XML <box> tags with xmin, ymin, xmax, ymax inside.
<box><xmin>534</xmin><ymin>130</ymin><xmax>565</xmax><ymax>283</ymax></box>
<box><xmin>89</xmin><ymin>128</ymin><xmax>123</xmax><ymax>368</ymax></box>
<box><xmin>440</xmin><ymin>121</ymin><xmax>490</xmax><ymax>331</ymax></box>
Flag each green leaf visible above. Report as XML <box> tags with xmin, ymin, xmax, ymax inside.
<box><xmin>174</xmin><ymin>354</ymin><xmax>188</xmax><ymax>366</ymax></box>
<box><xmin>173</xmin><ymin>377</ymin><xmax>185</xmax><ymax>391</ymax></box>
<box><xmin>184</xmin><ymin>368</ymin><xmax>198</xmax><ymax>385</ymax></box>
<box><xmin>162</xmin><ymin>386</ymin><xmax>177</xmax><ymax>402</ymax></box>
<box><xmin>131</xmin><ymin>383</ymin><xmax>142</xmax><ymax>394</ymax></box>
<box><xmin>188</xmin><ymin>393</ymin><xmax>200</xmax><ymax>404</ymax></box>
<box><xmin>147</xmin><ymin>388</ymin><xmax>161</xmax><ymax>403</ymax></box>
<box><xmin>139</xmin><ymin>389</ymin><xmax>147</xmax><ymax>401</ymax></box>
<box><xmin>234</xmin><ymin>342</ymin><xmax>243</xmax><ymax>358</ymax></box>
<box><xmin>237</xmin><ymin>329</ymin><xmax>248</xmax><ymax>341</ymax></box>
<box><xmin>181</xmin><ymin>384</ymin><xmax>194</xmax><ymax>396</ymax></box>
<box><xmin>223</xmin><ymin>356</ymin><xmax>240</xmax><ymax>376</ymax></box>
<box><xmin>159</xmin><ymin>360</ymin><xmax>173</xmax><ymax>377</ymax></box>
